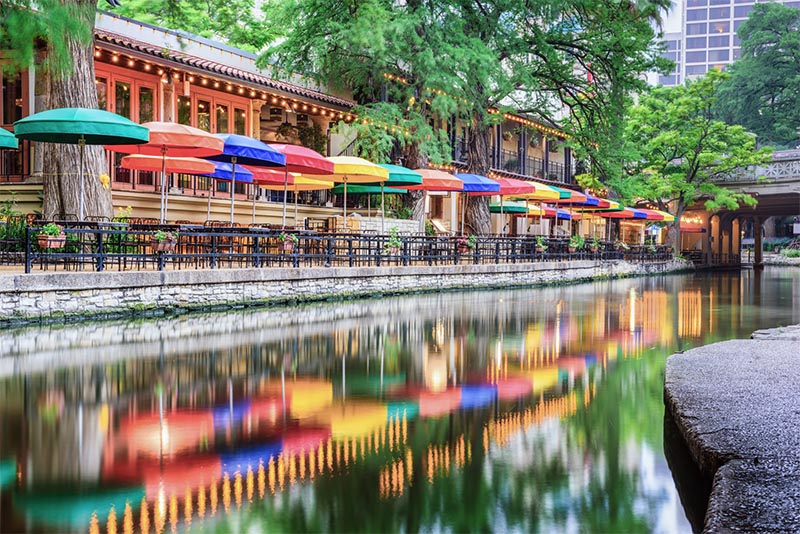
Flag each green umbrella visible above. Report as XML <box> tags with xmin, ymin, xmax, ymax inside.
<box><xmin>0</xmin><ymin>458</ymin><xmax>16</xmax><ymax>490</ymax></box>
<box><xmin>489</xmin><ymin>201</ymin><xmax>528</xmax><ymax>214</ymax></box>
<box><xmin>13</xmin><ymin>485</ymin><xmax>145</xmax><ymax>529</ymax></box>
<box><xmin>0</xmin><ymin>128</ymin><xmax>18</xmax><ymax>149</ymax></box>
<box><xmin>14</xmin><ymin>108</ymin><xmax>149</xmax><ymax>220</ymax></box>
<box><xmin>375</xmin><ymin>165</ymin><xmax>423</xmax><ymax>233</ymax></box>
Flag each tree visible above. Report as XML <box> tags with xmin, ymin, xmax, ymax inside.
<box><xmin>2</xmin><ymin>0</ymin><xmax>113</xmax><ymax>218</ymax></box>
<box><xmin>714</xmin><ymin>3</ymin><xmax>800</xmax><ymax>150</ymax></box>
<box><xmin>622</xmin><ymin>70</ymin><xmax>773</xmax><ymax>249</ymax></box>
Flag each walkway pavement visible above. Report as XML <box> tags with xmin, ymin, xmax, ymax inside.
<box><xmin>664</xmin><ymin>324</ymin><xmax>800</xmax><ymax>533</ymax></box>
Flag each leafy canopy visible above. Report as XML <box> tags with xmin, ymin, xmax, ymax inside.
<box><xmin>713</xmin><ymin>3</ymin><xmax>800</xmax><ymax>149</ymax></box>
<box><xmin>622</xmin><ymin>69</ymin><xmax>773</xmax><ymax>214</ymax></box>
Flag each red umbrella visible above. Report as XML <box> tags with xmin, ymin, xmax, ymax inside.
<box><xmin>269</xmin><ymin>144</ymin><xmax>334</xmax><ymax>227</ymax></box>
<box><xmin>405</xmin><ymin>169</ymin><xmax>463</xmax><ymax>191</ymax></box>
<box><xmin>110</xmin><ymin>122</ymin><xmax>224</xmax><ymax>223</ymax></box>
<box><xmin>121</xmin><ymin>154</ymin><xmax>216</xmax><ymax>175</ymax></box>
<box><xmin>469</xmin><ymin>177</ymin><xmax>536</xmax><ymax>197</ymax></box>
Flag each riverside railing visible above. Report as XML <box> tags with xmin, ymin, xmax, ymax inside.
<box><xmin>16</xmin><ymin>223</ymin><xmax>674</xmax><ymax>273</ymax></box>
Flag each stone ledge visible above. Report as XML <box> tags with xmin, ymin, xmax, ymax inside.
<box><xmin>664</xmin><ymin>330</ymin><xmax>800</xmax><ymax>532</ymax></box>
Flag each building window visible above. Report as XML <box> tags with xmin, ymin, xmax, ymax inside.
<box><xmin>709</xmin><ymin>0</ymin><xmax>729</xmax><ymax>5</ymax></box>
<box><xmin>687</xmin><ymin>8</ymin><xmax>707</xmax><ymax>21</ymax></box>
<box><xmin>686</xmin><ymin>23</ymin><xmax>707</xmax><ymax>35</ymax></box>
<box><xmin>666</xmin><ymin>40</ymin><xmax>680</xmax><ymax>51</ymax></box>
<box><xmin>216</xmin><ymin>104</ymin><xmax>229</xmax><ymax>134</ymax></box>
<box><xmin>711</xmin><ymin>21</ymin><xmax>730</xmax><ymax>33</ymax></box>
<box><xmin>686</xmin><ymin>51</ymin><xmax>707</xmax><ymax>63</ymax></box>
<box><xmin>114</xmin><ymin>81</ymin><xmax>131</xmax><ymax>119</ymax></box>
<box><xmin>687</xmin><ymin>0</ymin><xmax>707</xmax><ymax>6</ymax></box>
<box><xmin>659</xmin><ymin>75</ymin><xmax>678</xmax><ymax>85</ymax></box>
<box><xmin>708</xmin><ymin>49</ymin><xmax>729</xmax><ymax>62</ymax></box>
<box><xmin>734</xmin><ymin>19</ymin><xmax>746</xmax><ymax>31</ymax></box>
<box><xmin>197</xmin><ymin>99</ymin><xmax>211</xmax><ymax>131</ymax></box>
<box><xmin>139</xmin><ymin>86</ymin><xmax>154</xmax><ymax>123</ymax></box>
<box><xmin>708</xmin><ymin>7</ymin><xmax>730</xmax><ymax>19</ymax></box>
<box><xmin>708</xmin><ymin>35</ymin><xmax>730</xmax><ymax>48</ymax></box>
<box><xmin>686</xmin><ymin>37</ymin><xmax>707</xmax><ymax>49</ymax></box>
<box><xmin>234</xmin><ymin>108</ymin><xmax>246</xmax><ymax>135</ymax></box>
<box><xmin>95</xmin><ymin>77</ymin><xmax>108</xmax><ymax>111</ymax></box>
<box><xmin>733</xmin><ymin>35</ymin><xmax>740</xmax><ymax>47</ymax></box>
<box><xmin>686</xmin><ymin>65</ymin><xmax>708</xmax><ymax>75</ymax></box>
<box><xmin>178</xmin><ymin>96</ymin><xmax>191</xmax><ymax>125</ymax></box>
<box><xmin>733</xmin><ymin>5</ymin><xmax>752</xmax><ymax>18</ymax></box>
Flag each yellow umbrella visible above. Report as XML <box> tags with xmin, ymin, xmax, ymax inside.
<box><xmin>259</xmin><ymin>378</ymin><xmax>333</xmax><ymax>420</ymax></box>
<box><xmin>514</xmin><ymin>180</ymin><xmax>561</xmax><ymax>201</ymax></box>
<box><xmin>650</xmin><ymin>209</ymin><xmax>675</xmax><ymax>222</ymax></box>
<box><xmin>314</xmin><ymin>401</ymin><xmax>388</xmax><ymax>440</ymax></box>
<box><xmin>327</xmin><ymin>156</ymin><xmax>389</xmax><ymax>226</ymax></box>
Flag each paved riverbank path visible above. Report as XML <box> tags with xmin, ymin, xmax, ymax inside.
<box><xmin>664</xmin><ymin>324</ymin><xmax>800</xmax><ymax>532</ymax></box>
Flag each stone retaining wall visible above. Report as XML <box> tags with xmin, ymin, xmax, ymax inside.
<box><xmin>0</xmin><ymin>259</ymin><xmax>691</xmax><ymax>325</ymax></box>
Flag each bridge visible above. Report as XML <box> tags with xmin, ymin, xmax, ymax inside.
<box><xmin>684</xmin><ymin>150</ymin><xmax>800</xmax><ymax>268</ymax></box>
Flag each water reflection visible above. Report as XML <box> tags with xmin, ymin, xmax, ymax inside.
<box><xmin>1</xmin><ymin>268</ymin><xmax>798</xmax><ymax>533</ymax></box>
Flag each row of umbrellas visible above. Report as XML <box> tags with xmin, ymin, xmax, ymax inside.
<box><xmin>3</xmin><ymin>107</ymin><xmax>673</xmax><ymax>232</ymax></box>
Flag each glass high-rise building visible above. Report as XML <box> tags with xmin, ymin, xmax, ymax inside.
<box><xmin>652</xmin><ymin>0</ymin><xmax>800</xmax><ymax>86</ymax></box>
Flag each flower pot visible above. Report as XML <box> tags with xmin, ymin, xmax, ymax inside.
<box><xmin>535</xmin><ymin>246</ymin><xmax>546</xmax><ymax>253</ymax></box>
<box><xmin>153</xmin><ymin>240</ymin><xmax>176</xmax><ymax>253</ymax></box>
<box><xmin>457</xmin><ymin>244</ymin><xmax>470</xmax><ymax>254</ymax></box>
<box><xmin>589</xmin><ymin>246</ymin><xmax>599</xmax><ymax>253</ymax></box>
<box><xmin>37</xmin><ymin>233</ymin><xmax>66</xmax><ymax>249</ymax></box>
<box><xmin>568</xmin><ymin>246</ymin><xmax>577</xmax><ymax>253</ymax></box>
<box><xmin>388</xmin><ymin>245</ymin><xmax>401</xmax><ymax>255</ymax></box>
<box><xmin>283</xmin><ymin>240</ymin><xmax>295</xmax><ymax>252</ymax></box>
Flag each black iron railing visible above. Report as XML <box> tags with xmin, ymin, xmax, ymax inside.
<box><xmin>13</xmin><ymin>222</ymin><xmax>676</xmax><ymax>273</ymax></box>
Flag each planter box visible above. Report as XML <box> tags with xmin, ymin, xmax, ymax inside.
<box><xmin>152</xmin><ymin>240</ymin><xmax>176</xmax><ymax>253</ymax></box>
<box><xmin>282</xmin><ymin>241</ymin><xmax>295</xmax><ymax>252</ymax></box>
<box><xmin>37</xmin><ymin>234</ymin><xmax>66</xmax><ymax>249</ymax></box>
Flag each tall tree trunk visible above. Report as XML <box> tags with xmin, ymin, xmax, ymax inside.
<box><xmin>464</xmin><ymin>113</ymin><xmax>491</xmax><ymax>235</ymax></box>
<box><xmin>667</xmin><ymin>202</ymin><xmax>685</xmax><ymax>253</ymax></box>
<box><xmin>42</xmin><ymin>0</ymin><xmax>112</xmax><ymax>220</ymax></box>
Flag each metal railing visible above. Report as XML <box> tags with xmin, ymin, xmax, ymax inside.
<box><xmin>12</xmin><ymin>223</ymin><xmax>676</xmax><ymax>274</ymax></box>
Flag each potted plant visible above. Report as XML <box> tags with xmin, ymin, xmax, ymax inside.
<box><xmin>534</xmin><ymin>235</ymin><xmax>548</xmax><ymax>253</ymax></box>
<box><xmin>456</xmin><ymin>235</ymin><xmax>477</xmax><ymax>253</ymax></box>
<box><xmin>568</xmin><ymin>235</ymin><xmax>585</xmax><ymax>253</ymax></box>
<box><xmin>279</xmin><ymin>232</ymin><xmax>299</xmax><ymax>252</ymax></box>
<box><xmin>385</xmin><ymin>226</ymin><xmax>402</xmax><ymax>255</ymax></box>
<box><xmin>502</xmin><ymin>131</ymin><xmax>513</xmax><ymax>141</ymax></box>
<box><xmin>153</xmin><ymin>230</ymin><xmax>178</xmax><ymax>252</ymax></box>
<box><xmin>588</xmin><ymin>236</ymin><xmax>600</xmax><ymax>253</ymax></box>
<box><xmin>614</xmin><ymin>240</ymin><xmax>630</xmax><ymax>251</ymax></box>
<box><xmin>647</xmin><ymin>243</ymin><xmax>657</xmax><ymax>254</ymax></box>
<box><xmin>37</xmin><ymin>223</ymin><xmax>66</xmax><ymax>249</ymax></box>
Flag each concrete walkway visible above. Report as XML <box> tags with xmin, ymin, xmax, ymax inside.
<box><xmin>664</xmin><ymin>324</ymin><xmax>800</xmax><ymax>533</ymax></box>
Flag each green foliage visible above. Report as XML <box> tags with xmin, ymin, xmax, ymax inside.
<box><xmin>588</xmin><ymin>236</ymin><xmax>600</xmax><ymax>250</ymax></box>
<box><xmin>154</xmin><ymin>229</ymin><xmax>177</xmax><ymax>243</ymax></box>
<box><xmin>108</xmin><ymin>0</ymin><xmax>271</xmax><ymax>52</ymax></box>
<box><xmin>714</xmin><ymin>3</ymin><xmax>800</xmax><ymax>149</ymax></box>
<box><xmin>457</xmin><ymin>235</ymin><xmax>477</xmax><ymax>249</ymax></box>
<box><xmin>385</xmin><ymin>226</ymin><xmax>402</xmax><ymax>251</ymax></box>
<box><xmin>620</xmin><ymin>70</ymin><xmax>773</xmax><ymax>218</ymax></box>
<box><xmin>278</xmin><ymin>232</ymin><xmax>298</xmax><ymax>243</ymax></box>
<box><xmin>114</xmin><ymin>206</ymin><xmax>132</xmax><ymax>223</ymax></box>
<box><xmin>276</xmin><ymin>122</ymin><xmax>328</xmax><ymax>155</ymax></box>
<box><xmin>39</xmin><ymin>223</ymin><xmax>63</xmax><ymax>237</ymax></box>
<box><xmin>535</xmin><ymin>235</ymin><xmax>548</xmax><ymax>251</ymax></box>
<box><xmin>569</xmin><ymin>235</ymin><xmax>585</xmax><ymax>249</ymax></box>
<box><xmin>1</xmin><ymin>0</ymin><xmax>95</xmax><ymax>77</ymax></box>
<box><xmin>424</xmin><ymin>220</ymin><xmax>435</xmax><ymax>237</ymax></box>
<box><xmin>781</xmin><ymin>248</ymin><xmax>800</xmax><ymax>258</ymax></box>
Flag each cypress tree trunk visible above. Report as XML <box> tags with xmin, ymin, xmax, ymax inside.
<box><xmin>401</xmin><ymin>141</ymin><xmax>426</xmax><ymax>224</ymax></box>
<box><xmin>41</xmin><ymin>0</ymin><xmax>112</xmax><ymax>220</ymax></box>
<box><xmin>464</xmin><ymin>113</ymin><xmax>491</xmax><ymax>235</ymax></box>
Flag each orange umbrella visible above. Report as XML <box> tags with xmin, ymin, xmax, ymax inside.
<box><xmin>121</xmin><ymin>154</ymin><xmax>215</xmax><ymax>175</ymax></box>
<box><xmin>405</xmin><ymin>169</ymin><xmax>463</xmax><ymax>191</ymax></box>
<box><xmin>110</xmin><ymin>122</ymin><xmax>224</xmax><ymax>223</ymax></box>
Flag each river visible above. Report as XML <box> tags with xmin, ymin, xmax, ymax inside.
<box><xmin>1</xmin><ymin>268</ymin><xmax>798</xmax><ymax>533</ymax></box>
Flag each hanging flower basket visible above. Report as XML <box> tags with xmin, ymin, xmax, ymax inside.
<box><xmin>37</xmin><ymin>233</ymin><xmax>66</xmax><ymax>249</ymax></box>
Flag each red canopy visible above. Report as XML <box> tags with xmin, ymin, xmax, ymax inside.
<box><xmin>269</xmin><ymin>144</ymin><xmax>334</xmax><ymax>175</ymax></box>
<box><xmin>405</xmin><ymin>169</ymin><xmax>463</xmax><ymax>191</ymax></box>
<box><xmin>471</xmin><ymin>177</ymin><xmax>536</xmax><ymax>196</ymax></box>
<box><xmin>242</xmin><ymin>166</ymin><xmax>294</xmax><ymax>185</ymax></box>
<box><xmin>121</xmin><ymin>154</ymin><xmax>215</xmax><ymax>175</ymax></box>
<box><xmin>110</xmin><ymin>121</ymin><xmax>224</xmax><ymax>157</ymax></box>
<box><xmin>637</xmin><ymin>208</ymin><xmax>666</xmax><ymax>221</ymax></box>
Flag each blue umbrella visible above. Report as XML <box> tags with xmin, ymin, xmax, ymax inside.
<box><xmin>205</xmin><ymin>134</ymin><xmax>285</xmax><ymax>223</ymax></box>
<box><xmin>455</xmin><ymin>173</ymin><xmax>500</xmax><ymax>234</ymax></box>
<box><xmin>199</xmin><ymin>162</ymin><xmax>254</xmax><ymax>220</ymax></box>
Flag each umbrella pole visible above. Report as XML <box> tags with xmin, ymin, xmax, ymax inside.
<box><xmin>281</xmin><ymin>167</ymin><xmax>289</xmax><ymax>229</ymax></box>
<box><xmin>160</xmin><ymin>146</ymin><xmax>167</xmax><ymax>224</ymax></box>
<box><xmin>343</xmin><ymin>178</ymin><xmax>348</xmax><ymax>231</ymax></box>
<box><xmin>500</xmin><ymin>197</ymin><xmax>504</xmax><ymax>236</ymax></box>
<box><xmin>78</xmin><ymin>137</ymin><xmax>85</xmax><ymax>221</ymax></box>
<box><xmin>367</xmin><ymin>193</ymin><xmax>371</xmax><ymax>218</ymax></box>
<box><xmin>252</xmin><ymin>184</ymin><xmax>257</xmax><ymax>224</ymax></box>
<box><xmin>294</xmin><ymin>192</ymin><xmax>299</xmax><ymax>228</ymax></box>
<box><xmin>229</xmin><ymin>158</ymin><xmax>237</xmax><ymax>225</ymax></box>
<box><xmin>381</xmin><ymin>183</ymin><xmax>385</xmax><ymax>234</ymax></box>
<box><xmin>207</xmin><ymin>180</ymin><xmax>212</xmax><ymax>220</ymax></box>
<box><xmin>461</xmin><ymin>193</ymin><xmax>465</xmax><ymax>235</ymax></box>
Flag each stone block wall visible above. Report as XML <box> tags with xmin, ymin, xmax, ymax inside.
<box><xmin>0</xmin><ymin>259</ymin><xmax>692</xmax><ymax>325</ymax></box>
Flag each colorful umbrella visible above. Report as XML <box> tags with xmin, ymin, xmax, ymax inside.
<box><xmin>206</xmin><ymin>134</ymin><xmax>285</xmax><ymax>224</ymax></box>
<box><xmin>110</xmin><ymin>121</ymin><xmax>223</xmax><ymax>223</ymax></box>
<box><xmin>598</xmin><ymin>207</ymin><xmax>647</xmax><ymax>219</ymax></box>
<box><xmin>636</xmin><ymin>208</ymin><xmax>667</xmax><ymax>221</ymax></box>
<box><xmin>269</xmin><ymin>144</ymin><xmax>334</xmax><ymax>228</ymax></box>
<box><xmin>405</xmin><ymin>169</ymin><xmax>463</xmax><ymax>192</ymax></box>
<box><xmin>15</xmin><ymin>107</ymin><xmax>149</xmax><ymax>220</ymax></box>
<box><xmin>489</xmin><ymin>201</ymin><xmax>528</xmax><ymax>214</ymax></box>
<box><xmin>121</xmin><ymin>154</ymin><xmax>215</xmax><ymax>175</ymax></box>
<box><xmin>261</xmin><ymin>176</ymin><xmax>334</xmax><ymax>227</ymax></box>
<box><xmin>0</xmin><ymin>127</ymin><xmax>18</xmax><ymax>149</ymax></box>
<box><xmin>331</xmin><ymin>184</ymin><xmax>407</xmax><ymax>218</ymax></box>
<box><xmin>327</xmin><ymin>157</ymin><xmax>389</xmax><ymax>226</ymax></box>
<box><xmin>376</xmin><ymin>164</ymin><xmax>423</xmax><ymax>233</ymax></box>
<box><xmin>455</xmin><ymin>173</ymin><xmax>500</xmax><ymax>234</ymax></box>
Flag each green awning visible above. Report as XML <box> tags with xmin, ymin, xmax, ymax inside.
<box><xmin>550</xmin><ymin>186</ymin><xmax>577</xmax><ymax>199</ymax></box>
<box><xmin>14</xmin><ymin>108</ymin><xmax>149</xmax><ymax>146</ymax></box>
<box><xmin>376</xmin><ymin>164</ymin><xmax>423</xmax><ymax>186</ymax></box>
<box><xmin>0</xmin><ymin>458</ymin><xmax>15</xmax><ymax>489</ymax></box>
<box><xmin>331</xmin><ymin>184</ymin><xmax>407</xmax><ymax>195</ymax></box>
